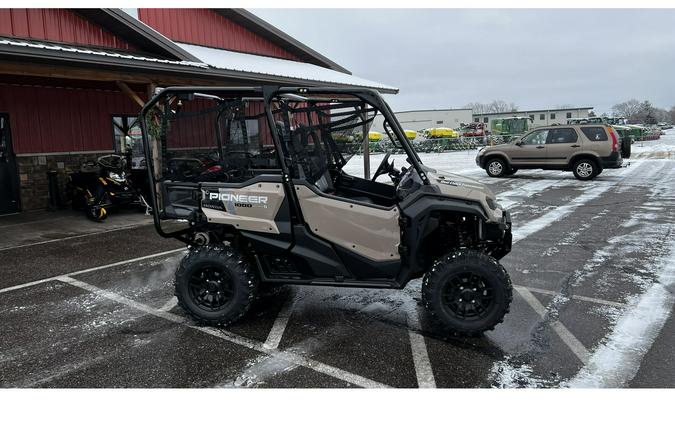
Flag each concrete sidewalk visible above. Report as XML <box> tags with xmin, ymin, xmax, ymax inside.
<box><xmin>0</xmin><ymin>208</ymin><xmax>153</xmax><ymax>251</ymax></box>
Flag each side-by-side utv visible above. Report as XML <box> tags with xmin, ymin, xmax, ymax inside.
<box><xmin>140</xmin><ymin>86</ymin><xmax>513</xmax><ymax>336</ymax></box>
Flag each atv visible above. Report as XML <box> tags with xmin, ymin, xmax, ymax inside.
<box><xmin>139</xmin><ymin>86</ymin><xmax>513</xmax><ymax>336</ymax></box>
<box><xmin>66</xmin><ymin>154</ymin><xmax>150</xmax><ymax>221</ymax></box>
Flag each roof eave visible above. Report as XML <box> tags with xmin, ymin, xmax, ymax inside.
<box><xmin>0</xmin><ymin>45</ymin><xmax>397</xmax><ymax>94</ymax></box>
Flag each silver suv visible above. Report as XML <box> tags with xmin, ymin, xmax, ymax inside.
<box><xmin>476</xmin><ymin>124</ymin><xmax>630</xmax><ymax>180</ymax></box>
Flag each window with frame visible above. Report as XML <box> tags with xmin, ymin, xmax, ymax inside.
<box><xmin>566</xmin><ymin>112</ymin><xmax>572</xmax><ymax>119</ymax></box>
<box><xmin>436</xmin><ymin>120</ymin><xmax>443</xmax><ymax>124</ymax></box>
<box><xmin>529</xmin><ymin>114</ymin><xmax>535</xmax><ymax>121</ymax></box>
<box><xmin>474</xmin><ymin>117</ymin><xmax>479</xmax><ymax>123</ymax></box>
<box><xmin>550</xmin><ymin>113</ymin><xmax>556</xmax><ymax>119</ymax></box>
<box><xmin>520</xmin><ymin>129</ymin><xmax>549</xmax><ymax>145</ymax></box>
<box><xmin>112</xmin><ymin>116</ymin><xmax>143</xmax><ymax>155</ymax></box>
<box><xmin>483</xmin><ymin>117</ymin><xmax>488</xmax><ymax>123</ymax></box>
<box><xmin>581</xmin><ymin>126</ymin><xmax>608</xmax><ymax>141</ymax></box>
<box><xmin>547</xmin><ymin>128</ymin><xmax>578</xmax><ymax>144</ymax></box>
<box><xmin>539</xmin><ymin>114</ymin><xmax>545</xmax><ymax>120</ymax></box>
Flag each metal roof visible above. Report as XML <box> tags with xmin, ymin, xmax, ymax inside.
<box><xmin>474</xmin><ymin>106</ymin><xmax>594</xmax><ymax>116</ymax></box>
<box><xmin>0</xmin><ymin>37</ymin><xmax>398</xmax><ymax>93</ymax></box>
<box><xmin>0</xmin><ymin>37</ymin><xmax>208</xmax><ymax>69</ymax></box>
<box><xmin>176</xmin><ymin>42</ymin><xmax>398</xmax><ymax>93</ymax></box>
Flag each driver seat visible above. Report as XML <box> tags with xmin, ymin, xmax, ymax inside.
<box><xmin>314</xmin><ymin>170</ymin><xmax>374</xmax><ymax>205</ymax></box>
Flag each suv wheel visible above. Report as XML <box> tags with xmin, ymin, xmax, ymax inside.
<box><xmin>175</xmin><ymin>245</ymin><xmax>258</xmax><ymax>326</ymax></box>
<box><xmin>621</xmin><ymin>137</ymin><xmax>632</xmax><ymax>159</ymax></box>
<box><xmin>572</xmin><ymin>159</ymin><xmax>599</xmax><ymax>181</ymax></box>
<box><xmin>485</xmin><ymin>158</ymin><xmax>507</xmax><ymax>177</ymax></box>
<box><xmin>422</xmin><ymin>250</ymin><xmax>512</xmax><ymax>336</ymax></box>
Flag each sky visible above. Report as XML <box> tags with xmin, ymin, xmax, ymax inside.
<box><xmin>252</xmin><ymin>9</ymin><xmax>675</xmax><ymax>114</ymax></box>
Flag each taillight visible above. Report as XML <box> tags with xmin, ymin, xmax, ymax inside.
<box><xmin>608</xmin><ymin>127</ymin><xmax>618</xmax><ymax>152</ymax></box>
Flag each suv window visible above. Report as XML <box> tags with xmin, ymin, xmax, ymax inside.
<box><xmin>581</xmin><ymin>126</ymin><xmax>608</xmax><ymax>141</ymax></box>
<box><xmin>547</xmin><ymin>128</ymin><xmax>578</xmax><ymax>144</ymax></box>
<box><xmin>520</xmin><ymin>129</ymin><xmax>549</xmax><ymax>145</ymax></box>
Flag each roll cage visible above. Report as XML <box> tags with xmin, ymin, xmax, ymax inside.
<box><xmin>139</xmin><ymin>86</ymin><xmax>427</xmax><ymax>243</ymax></box>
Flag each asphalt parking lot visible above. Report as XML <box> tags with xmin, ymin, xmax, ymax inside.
<box><xmin>1</xmin><ymin>134</ymin><xmax>674</xmax><ymax>388</ymax></box>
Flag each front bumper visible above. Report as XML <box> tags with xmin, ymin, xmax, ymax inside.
<box><xmin>484</xmin><ymin>210</ymin><xmax>512</xmax><ymax>260</ymax></box>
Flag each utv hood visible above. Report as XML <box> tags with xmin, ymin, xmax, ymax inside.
<box><xmin>423</xmin><ymin>166</ymin><xmax>504</xmax><ymax>223</ymax></box>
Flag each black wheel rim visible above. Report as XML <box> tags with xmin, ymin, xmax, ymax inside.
<box><xmin>188</xmin><ymin>266</ymin><xmax>234</xmax><ymax>312</ymax></box>
<box><xmin>441</xmin><ymin>271</ymin><xmax>494</xmax><ymax>320</ymax></box>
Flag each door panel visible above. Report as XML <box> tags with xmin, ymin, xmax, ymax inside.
<box><xmin>511</xmin><ymin>129</ymin><xmax>548</xmax><ymax>166</ymax></box>
<box><xmin>0</xmin><ymin>114</ymin><xmax>20</xmax><ymax>214</ymax></box>
<box><xmin>200</xmin><ymin>180</ymin><xmax>288</xmax><ymax>234</ymax></box>
<box><xmin>546</xmin><ymin>127</ymin><xmax>580</xmax><ymax>166</ymax></box>
<box><xmin>295</xmin><ymin>185</ymin><xmax>400</xmax><ymax>261</ymax></box>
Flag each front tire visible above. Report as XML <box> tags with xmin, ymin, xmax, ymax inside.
<box><xmin>572</xmin><ymin>158</ymin><xmax>599</xmax><ymax>180</ymax></box>
<box><xmin>485</xmin><ymin>157</ymin><xmax>507</xmax><ymax>177</ymax></box>
<box><xmin>175</xmin><ymin>245</ymin><xmax>258</xmax><ymax>326</ymax></box>
<box><xmin>422</xmin><ymin>250</ymin><xmax>512</xmax><ymax>336</ymax></box>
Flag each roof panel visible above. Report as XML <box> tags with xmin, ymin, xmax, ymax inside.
<box><xmin>176</xmin><ymin>42</ymin><xmax>397</xmax><ymax>93</ymax></box>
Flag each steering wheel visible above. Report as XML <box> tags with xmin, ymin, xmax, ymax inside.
<box><xmin>372</xmin><ymin>153</ymin><xmax>394</xmax><ymax>181</ymax></box>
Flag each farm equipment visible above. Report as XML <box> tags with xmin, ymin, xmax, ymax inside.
<box><xmin>490</xmin><ymin>116</ymin><xmax>532</xmax><ymax>143</ymax></box>
<box><xmin>423</xmin><ymin>127</ymin><xmax>459</xmax><ymax>139</ymax></box>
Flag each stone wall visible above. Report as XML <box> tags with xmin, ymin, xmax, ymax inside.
<box><xmin>17</xmin><ymin>152</ymin><xmax>103</xmax><ymax>211</ymax></box>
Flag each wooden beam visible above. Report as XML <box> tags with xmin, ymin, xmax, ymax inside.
<box><xmin>0</xmin><ymin>61</ymin><xmax>251</xmax><ymax>87</ymax></box>
<box><xmin>116</xmin><ymin>80</ymin><xmax>145</xmax><ymax>107</ymax></box>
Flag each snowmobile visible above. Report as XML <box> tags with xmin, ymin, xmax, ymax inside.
<box><xmin>66</xmin><ymin>154</ymin><xmax>150</xmax><ymax>221</ymax></box>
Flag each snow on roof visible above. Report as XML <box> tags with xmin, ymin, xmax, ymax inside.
<box><xmin>0</xmin><ymin>37</ymin><xmax>208</xmax><ymax>68</ymax></box>
<box><xmin>0</xmin><ymin>37</ymin><xmax>397</xmax><ymax>92</ymax></box>
<box><xmin>176</xmin><ymin>42</ymin><xmax>398</xmax><ymax>92</ymax></box>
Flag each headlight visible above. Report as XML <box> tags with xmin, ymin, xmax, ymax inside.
<box><xmin>486</xmin><ymin>197</ymin><xmax>499</xmax><ymax>210</ymax></box>
<box><xmin>108</xmin><ymin>172</ymin><xmax>126</xmax><ymax>183</ymax></box>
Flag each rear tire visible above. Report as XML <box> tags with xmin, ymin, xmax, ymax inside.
<box><xmin>175</xmin><ymin>245</ymin><xmax>258</xmax><ymax>326</ymax></box>
<box><xmin>485</xmin><ymin>157</ymin><xmax>507</xmax><ymax>177</ymax></box>
<box><xmin>621</xmin><ymin>137</ymin><xmax>632</xmax><ymax>159</ymax></box>
<box><xmin>572</xmin><ymin>158</ymin><xmax>599</xmax><ymax>181</ymax></box>
<box><xmin>422</xmin><ymin>250</ymin><xmax>512</xmax><ymax>336</ymax></box>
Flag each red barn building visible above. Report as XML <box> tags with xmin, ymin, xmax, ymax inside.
<box><xmin>0</xmin><ymin>8</ymin><xmax>396</xmax><ymax>213</ymax></box>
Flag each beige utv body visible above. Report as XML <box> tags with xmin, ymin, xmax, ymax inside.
<box><xmin>140</xmin><ymin>86</ymin><xmax>514</xmax><ymax>336</ymax></box>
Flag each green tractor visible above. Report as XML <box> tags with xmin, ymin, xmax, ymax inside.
<box><xmin>490</xmin><ymin>116</ymin><xmax>532</xmax><ymax>143</ymax></box>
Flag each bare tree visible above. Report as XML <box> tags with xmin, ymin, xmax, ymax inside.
<box><xmin>611</xmin><ymin>99</ymin><xmax>642</xmax><ymax>119</ymax></box>
<box><xmin>465</xmin><ymin>100</ymin><xmax>518</xmax><ymax>114</ymax></box>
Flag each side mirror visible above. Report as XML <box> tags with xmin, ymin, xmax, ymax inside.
<box><xmin>514</xmin><ymin>140</ymin><xmax>522</xmax><ymax>146</ymax></box>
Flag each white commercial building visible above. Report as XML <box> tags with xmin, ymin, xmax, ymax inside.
<box><xmin>473</xmin><ymin>107</ymin><xmax>594</xmax><ymax>128</ymax></box>
<box><xmin>371</xmin><ymin>108</ymin><xmax>473</xmax><ymax>133</ymax></box>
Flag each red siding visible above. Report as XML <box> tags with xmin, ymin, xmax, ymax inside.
<box><xmin>0</xmin><ymin>84</ymin><xmax>142</xmax><ymax>154</ymax></box>
<box><xmin>0</xmin><ymin>9</ymin><xmax>135</xmax><ymax>50</ymax></box>
<box><xmin>138</xmin><ymin>9</ymin><xmax>300</xmax><ymax>61</ymax></box>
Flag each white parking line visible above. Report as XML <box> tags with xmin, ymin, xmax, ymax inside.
<box><xmin>263</xmin><ymin>292</ymin><xmax>296</xmax><ymax>350</ymax></box>
<box><xmin>158</xmin><ymin>297</ymin><xmax>178</xmax><ymax>312</ymax></box>
<box><xmin>515</xmin><ymin>286</ymin><xmax>590</xmax><ymax>364</ymax></box>
<box><xmin>59</xmin><ymin>275</ymin><xmax>390</xmax><ymax>388</ymax></box>
<box><xmin>0</xmin><ymin>247</ymin><xmax>186</xmax><ymax>295</ymax></box>
<box><xmin>514</xmin><ymin>285</ymin><xmax>626</xmax><ymax>308</ymax></box>
<box><xmin>407</xmin><ymin>305</ymin><xmax>436</xmax><ymax>388</ymax></box>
